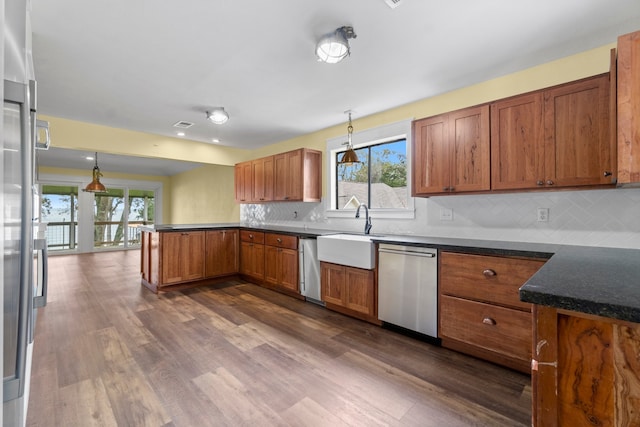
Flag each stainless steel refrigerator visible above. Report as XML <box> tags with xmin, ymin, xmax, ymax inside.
<box><xmin>3</xmin><ymin>78</ymin><xmax>49</xmax><ymax>427</ymax></box>
<box><xmin>3</xmin><ymin>1</ymin><xmax>49</xmax><ymax>425</ymax></box>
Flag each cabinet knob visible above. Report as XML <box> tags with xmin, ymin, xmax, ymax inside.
<box><xmin>450</xmin><ymin>187</ymin><xmax>455</xmax><ymax>192</ymax></box>
<box><xmin>536</xmin><ymin>180</ymin><xmax>544</xmax><ymax>186</ymax></box>
<box><xmin>546</xmin><ymin>180</ymin><xmax>554</xmax><ymax>186</ymax></box>
<box><xmin>482</xmin><ymin>317</ymin><xmax>497</xmax><ymax>326</ymax></box>
<box><xmin>284</xmin><ymin>196</ymin><xmax>290</xmax><ymax>200</ymax></box>
<box><xmin>482</xmin><ymin>269</ymin><xmax>496</xmax><ymax>277</ymax></box>
<box><xmin>277</xmin><ymin>238</ymin><xmax>282</xmax><ymax>243</ymax></box>
<box><xmin>442</xmin><ymin>187</ymin><xmax>449</xmax><ymax>192</ymax></box>
<box><xmin>604</xmin><ymin>171</ymin><xmax>612</xmax><ymax>177</ymax></box>
<box><xmin>249</xmin><ymin>234</ymin><xmax>254</xmax><ymax>239</ymax></box>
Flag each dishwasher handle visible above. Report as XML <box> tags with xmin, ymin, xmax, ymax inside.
<box><xmin>379</xmin><ymin>247</ymin><xmax>436</xmax><ymax>257</ymax></box>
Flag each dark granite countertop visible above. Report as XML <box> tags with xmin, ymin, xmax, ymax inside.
<box><xmin>138</xmin><ymin>223</ymin><xmax>640</xmax><ymax>323</ymax></box>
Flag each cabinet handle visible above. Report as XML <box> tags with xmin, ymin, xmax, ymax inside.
<box><xmin>249</xmin><ymin>234</ymin><xmax>254</xmax><ymax>239</ymax></box>
<box><xmin>442</xmin><ymin>187</ymin><xmax>449</xmax><ymax>192</ymax></box>
<box><xmin>546</xmin><ymin>180</ymin><xmax>554</xmax><ymax>186</ymax></box>
<box><xmin>181</xmin><ymin>232</ymin><xmax>189</xmax><ymax>236</ymax></box>
<box><xmin>604</xmin><ymin>171</ymin><xmax>612</xmax><ymax>177</ymax></box>
<box><xmin>284</xmin><ymin>196</ymin><xmax>290</xmax><ymax>200</ymax></box>
<box><xmin>482</xmin><ymin>269</ymin><xmax>496</xmax><ymax>277</ymax></box>
<box><xmin>449</xmin><ymin>187</ymin><xmax>455</xmax><ymax>192</ymax></box>
<box><xmin>277</xmin><ymin>238</ymin><xmax>282</xmax><ymax>243</ymax></box>
<box><xmin>536</xmin><ymin>180</ymin><xmax>544</xmax><ymax>186</ymax></box>
<box><xmin>482</xmin><ymin>317</ymin><xmax>497</xmax><ymax>326</ymax></box>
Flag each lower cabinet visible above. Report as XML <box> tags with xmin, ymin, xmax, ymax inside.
<box><xmin>264</xmin><ymin>233</ymin><xmax>299</xmax><ymax>294</ymax></box>
<box><xmin>205</xmin><ymin>229</ymin><xmax>239</xmax><ymax>278</ymax></box>
<box><xmin>532</xmin><ymin>305</ymin><xmax>640</xmax><ymax>427</ymax></box>
<box><xmin>439</xmin><ymin>251</ymin><xmax>546</xmax><ymax>373</ymax></box>
<box><xmin>320</xmin><ymin>261</ymin><xmax>379</xmax><ymax>324</ymax></box>
<box><xmin>161</xmin><ymin>231</ymin><xmax>205</xmax><ymax>286</ymax></box>
<box><xmin>239</xmin><ymin>230</ymin><xmax>265</xmax><ymax>282</ymax></box>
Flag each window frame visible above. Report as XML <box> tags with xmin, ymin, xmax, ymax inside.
<box><xmin>325</xmin><ymin>119</ymin><xmax>415</xmax><ymax>219</ymax></box>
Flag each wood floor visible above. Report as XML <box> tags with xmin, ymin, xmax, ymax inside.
<box><xmin>27</xmin><ymin>250</ymin><xmax>531</xmax><ymax>426</ymax></box>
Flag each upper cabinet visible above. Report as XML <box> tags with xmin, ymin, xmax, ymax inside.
<box><xmin>413</xmin><ymin>72</ymin><xmax>616</xmax><ymax>196</ymax></box>
<box><xmin>492</xmin><ymin>74</ymin><xmax>614</xmax><ymax>190</ymax></box>
<box><xmin>413</xmin><ymin>105</ymin><xmax>490</xmax><ymax>196</ymax></box>
<box><xmin>274</xmin><ymin>148</ymin><xmax>322</xmax><ymax>202</ymax></box>
<box><xmin>617</xmin><ymin>30</ymin><xmax>640</xmax><ymax>184</ymax></box>
<box><xmin>234</xmin><ymin>161</ymin><xmax>252</xmax><ymax>203</ymax></box>
<box><xmin>236</xmin><ymin>148</ymin><xmax>322</xmax><ymax>203</ymax></box>
<box><xmin>252</xmin><ymin>156</ymin><xmax>274</xmax><ymax>202</ymax></box>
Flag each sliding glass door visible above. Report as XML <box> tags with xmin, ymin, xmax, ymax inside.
<box><xmin>39</xmin><ymin>181</ymin><xmax>158</xmax><ymax>253</ymax></box>
<box><xmin>40</xmin><ymin>185</ymin><xmax>79</xmax><ymax>251</ymax></box>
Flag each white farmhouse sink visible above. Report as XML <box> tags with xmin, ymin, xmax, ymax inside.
<box><xmin>317</xmin><ymin>234</ymin><xmax>376</xmax><ymax>270</ymax></box>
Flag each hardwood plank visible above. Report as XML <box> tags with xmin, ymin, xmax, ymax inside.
<box><xmin>27</xmin><ymin>250</ymin><xmax>531</xmax><ymax>426</ymax></box>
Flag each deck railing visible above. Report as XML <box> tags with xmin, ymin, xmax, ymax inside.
<box><xmin>44</xmin><ymin>221</ymin><xmax>150</xmax><ymax>250</ymax></box>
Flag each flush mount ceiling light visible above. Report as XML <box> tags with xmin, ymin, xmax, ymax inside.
<box><xmin>316</xmin><ymin>26</ymin><xmax>357</xmax><ymax>64</ymax></box>
<box><xmin>206</xmin><ymin>107</ymin><xmax>229</xmax><ymax>125</ymax></box>
<box><xmin>338</xmin><ymin>111</ymin><xmax>360</xmax><ymax>165</ymax></box>
<box><xmin>83</xmin><ymin>152</ymin><xmax>107</xmax><ymax>193</ymax></box>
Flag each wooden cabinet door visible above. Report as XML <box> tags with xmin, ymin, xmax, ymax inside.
<box><xmin>182</xmin><ymin>232</ymin><xmax>205</xmax><ymax>281</ymax></box>
<box><xmin>344</xmin><ymin>267</ymin><xmax>375</xmax><ymax>316</ymax></box>
<box><xmin>321</xmin><ymin>262</ymin><xmax>346</xmax><ymax>306</ymax></box>
<box><xmin>273</xmin><ymin>153</ymin><xmax>288</xmax><ymax>200</ymax></box>
<box><xmin>264</xmin><ymin>245</ymin><xmax>279</xmax><ymax>285</ymax></box>
<box><xmin>412</xmin><ymin>114</ymin><xmax>450</xmax><ymax>195</ymax></box>
<box><xmin>205</xmin><ymin>230</ymin><xmax>238</xmax><ymax>277</ymax></box>
<box><xmin>234</xmin><ymin>161</ymin><xmax>252</xmax><ymax>203</ymax></box>
<box><xmin>449</xmin><ymin>105</ymin><xmax>491</xmax><ymax>192</ymax></box>
<box><xmin>286</xmin><ymin>149</ymin><xmax>303</xmax><ymax>200</ymax></box>
<box><xmin>161</xmin><ymin>232</ymin><xmax>204</xmax><ymax>284</ymax></box>
<box><xmin>278</xmin><ymin>248</ymin><xmax>299</xmax><ymax>292</ymax></box>
<box><xmin>618</xmin><ymin>30</ymin><xmax>640</xmax><ymax>184</ymax></box>
<box><xmin>240</xmin><ymin>241</ymin><xmax>264</xmax><ymax>280</ymax></box>
<box><xmin>491</xmin><ymin>92</ymin><xmax>545</xmax><ymax>190</ymax></box>
<box><xmin>274</xmin><ymin>149</ymin><xmax>303</xmax><ymax>201</ymax></box>
<box><xmin>252</xmin><ymin>156</ymin><xmax>274</xmax><ymax>202</ymax></box>
<box><xmin>161</xmin><ymin>232</ymin><xmax>184</xmax><ymax>285</ymax></box>
<box><xmin>544</xmin><ymin>74</ymin><xmax>615</xmax><ymax>187</ymax></box>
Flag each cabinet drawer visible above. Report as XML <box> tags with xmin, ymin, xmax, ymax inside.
<box><xmin>265</xmin><ymin>233</ymin><xmax>297</xmax><ymax>250</ymax></box>
<box><xmin>240</xmin><ymin>230</ymin><xmax>265</xmax><ymax>244</ymax></box>
<box><xmin>440</xmin><ymin>295</ymin><xmax>531</xmax><ymax>362</ymax></box>
<box><xmin>440</xmin><ymin>252</ymin><xmax>545</xmax><ymax>310</ymax></box>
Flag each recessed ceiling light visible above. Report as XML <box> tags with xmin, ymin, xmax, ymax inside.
<box><xmin>212</xmin><ymin>138</ymin><xmax>220</xmax><ymax>143</ymax></box>
<box><xmin>86</xmin><ymin>156</ymin><xmax>94</xmax><ymax>161</ymax></box>
<box><xmin>177</xmin><ymin>131</ymin><xmax>186</xmax><ymax>137</ymax></box>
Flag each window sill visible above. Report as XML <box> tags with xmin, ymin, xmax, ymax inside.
<box><xmin>325</xmin><ymin>208</ymin><xmax>415</xmax><ymax>220</ymax></box>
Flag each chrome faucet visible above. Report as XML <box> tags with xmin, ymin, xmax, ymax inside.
<box><xmin>355</xmin><ymin>203</ymin><xmax>372</xmax><ymax>235</ymax></box>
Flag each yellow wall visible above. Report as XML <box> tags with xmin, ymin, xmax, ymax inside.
<box><xmin>41</xmin><ymin>42</ymin><xmax>616</xmax><ymax>224</ymax></box>
<box><xmin>39</xmin><ymin>166</ymin><xmax>173</xmax><ymax>223</ymax></box>
<box><xmin>39</xmin><ymin>115</ymin><xmax>251</xmax><ymax>166</ymax></box>
<box><xmin>169</xmin><ymin>164</ymin><xmax>239</xmax><ymax>224</ymax></box>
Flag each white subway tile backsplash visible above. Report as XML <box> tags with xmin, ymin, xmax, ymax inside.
<box><xmin>240</xmin><ymin>188</ymin><xmax>640</xmax><ymax>249</ymax></box>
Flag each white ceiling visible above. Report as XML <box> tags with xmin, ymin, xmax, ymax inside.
<box><xmin>38</xmin><ymin>147</ymin><xmax>203</xmax><ymax>176</ymax></box>
<box><xmin>30</xmin><ymin>0</ymin><xmax>640</xmax><ymax>173</ymax></box>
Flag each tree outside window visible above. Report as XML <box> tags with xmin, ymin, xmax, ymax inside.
<box><xmin>336</xmin><ymin>139</ymin><xmax>407</xmax><ymax>209</ymax></box>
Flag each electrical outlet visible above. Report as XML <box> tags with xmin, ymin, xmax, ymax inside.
<box><xmin>537</xmin><ymin>208</ymin><xmax>549</xmax><ymax>222</ymax></box>
<box><xmin>440</xmin><ymin>208</ymin><xmax>453</xmax><ymax>221</ymax></box>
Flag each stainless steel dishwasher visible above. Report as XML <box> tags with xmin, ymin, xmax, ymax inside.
<box><xmin>378</xmin><ymin>244</ymin><xmax>438</xmax><ymax>338</ymax></box>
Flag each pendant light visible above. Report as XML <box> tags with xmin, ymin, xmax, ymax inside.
<box><xmin>338</xmin><ymin>111</ymin><xmax>360</xmax><ymax>165</ymax></box>
<box><xmin>83</xmin><ymin>152</ymin><xmax>107</xmax><ymax>193</ymax></box>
